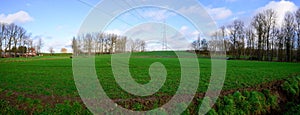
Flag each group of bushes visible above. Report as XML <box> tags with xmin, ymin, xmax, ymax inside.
<box><xmin>202</xmin><ymin>90</ymin><xmax>278</xmax><ymax>115</ymax></box>
<box><xmin>282</xmin><ymin>75</ymin><xmax>300</xmax><ymax>97</ymax></box>
<box><xmin>281</xmin><ymin>75</ymin><xmax>300</xmax><ymax>114</ymax></box>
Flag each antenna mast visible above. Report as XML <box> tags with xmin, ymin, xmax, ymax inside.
<box><xmin>162</xmin><ymin>20</ymin><xmax>167</xmax><ymax>50</ymax></box>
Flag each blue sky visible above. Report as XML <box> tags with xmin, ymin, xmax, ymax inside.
<box><xmin>0</xmin><ymin>0</ymin><xmax>299</xmax><ymax>52</ymax></box>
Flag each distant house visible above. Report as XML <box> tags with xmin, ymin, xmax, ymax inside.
<box><xmin>1</xmin><ymin>48</ymin><xmax>37</xmax><ymax>58</ymax></box>
<box><xmin>61</xmin><ymin>48</ymin><xmax>67</xmax><ymax>53</ymax></box>
<box><xmin>25</xmin><ymin>48</ymin><xmax>37</xmax><ymax>57</ymax></box>
<box><xmin>1</xmin><ymin>52</ymin><xmax>9</xmax><ymax>58</ymax></box>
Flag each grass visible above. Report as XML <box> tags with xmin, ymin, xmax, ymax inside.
<box><xmin>0</xmin><ymin>51</ymin><xmax>299</xmax><ymax>98</ymax></box>
<box><xmin>0</xmin><ymin>99</ymin><xmax>91</xmax><ymax>115</ymax></box>
<box><xmin>0</xmin><ymin>56</ymin><xmax>76</xmax><ymax>96</ymax></box>
<box><xmin>0</xmin><ymin>51</ymin><xmax>300</xmax><ymax>114</ymax></box>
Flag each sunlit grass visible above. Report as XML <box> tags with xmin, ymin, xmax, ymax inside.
<box><xmin>0</xmin><ymin>51</ymin><xmax>299</xmax><ymax>99</ymax></box>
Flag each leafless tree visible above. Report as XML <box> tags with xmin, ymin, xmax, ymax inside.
<box><xmin>49</xmin><ymin>47</ymin><xmax>54</xmax><ymax>55</ymax></box>
<box><xmin>263</xmin><ymin>9</ymin><xmax>277</xmax><ymax>61</ymax></box>
<box><xmin>252</xmin><ymin>12</ymin><xmax>266</xmax><ymax>61</ymax></box>
<box><xmin>245</xmin><ymin>26</ymin><xmax>256</xmax><ymax>58</ymax></box>
<box><xmin>0</xmin><ymin>23</ymin><xmax>5</xmax><ymax>52</ymax></box>
<box><xmin>72</xmin><ymin>32</ymin><xmax>136</xmax><ymax>55</ymax></box>
<box><xmin>191</xmin><ymin>35</ymin><xmax>201</xmax><ymax>51</ymax></box>
<box><xmin>295</xmin><ymin>8</ymin><xmax>300</xmax><ymax>61</ymax></box>
<box><xmin>36</xmin><ymin>38</ymin><xmax>43</xmax><ymax>54</ymax></box>
<box><xmin>115</xmin><ymin>36</ymin><xmax>127</xmax><ymax>53</ymax></box>
<box><xmin>282</xmin><ymin>12</ymin><xmax>296</xmax><ymax>62</ymax></box>
<box><xmin>71</xmin><ymin>37</ymin><xmax>78</xmax><ymax>56</ymax></box>
<box><xmin>228</xmin><ymin>19</ymin><xmax>245</xmax><ymax>59</ymax></box>
<box><xmin>276</xmin><ymin>28</ymin><xmax>284</xmax><ymax>61</ymax></box>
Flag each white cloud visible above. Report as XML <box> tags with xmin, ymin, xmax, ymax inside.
<box><xmin>179</xmin><ymin>26</ymin><xmax>189</xmax><ymax>34</ymax></box>
<box><xmin>141</xmin><ymin>9</ymin><xmax>176</xmax><ymax>21</ymax></box>
<box><xmin>206</xmin><ymin>7</ymin><xmax>233</xmax><ymax>20</ymax></box>
<box><xmin>256</xmin><ymin>0</ymin><xmax>298</xmax><ymax>26</ymax></box>
<box><xmin>178</xmin><ymin>5</ymin><xmax>232</xmax><ymax>21</ymax></box>
<box><xmin>178</xmin><ymin>5</ymin><xmax>202</xmax><ymax>15</ymax></box>
<box><xmin>191</xmin><ymin>30</ymin><xmax>200</xmax><ymax>37</ymax></box>
<box><xmin>43</xmin><ymin>40</ymin><xmax>71</xmax><ymax>53</ymax></box>
<box><xmin>178</xmin><ymin>26</ymin><xmax>200</xmax><ymax>42</ymax></box>
<box><xmin>0</xmin><ymin>11</ymin><xmax>33</xmax><ymax>24</ymax></box>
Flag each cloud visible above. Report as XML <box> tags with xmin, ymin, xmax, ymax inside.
<box><xmin>206</xmin><ymin>7</ymin><xmax>233</xmax><ymax>20</ymax></box>
<box><xmin>0</xmin><ymin>11</ymin><xmax>33</xmax><ymax>24</ymax></box>
<box><xmin>178</xmin><ymin>5</ymin><xmax>202</xmax><ymax>15</ymax></box>
<box><xmin>256</xmin><ymin>0</ymin><xmax>298</xmax><ymax>26</ymax></box>
<box><xmin>123</xmin><ymin>23</ymin><xmax>195</xmax><ymax>50</ymax></box>
<box><xmin>179</xmin><ymin>5</ymin><xmax>232</xmax><ymax>20</ymax></box>
<box><xmin>179</xmin><ymin>26</ymin><xmax>189</xmax><ymax>34</ymax></box>
<box><xmin>141</xmin><ymin>9</ymin><xmax>176</xmax><ymax>21</ymax></box>
<box><xmin>33</xmin><ymin>35</ymin><xmax>53</xmax><ymax>40</ymax></box>
<box><xmin>178</xmin><ymin>26</ymin><xmax>200</xmax><ymax>42</ymax></box>
<box><xmin>43</xmin><ymin>40</ymin><xmax>70</xmax><ymax>53</ymax></box>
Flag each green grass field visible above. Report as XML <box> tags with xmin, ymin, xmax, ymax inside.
<box><xmin>0</xmin><ymin>51</ymin><xmax>300</xmax><ymax>114</ymax></box>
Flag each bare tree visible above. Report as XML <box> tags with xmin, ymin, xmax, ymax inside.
<box><xmin>252</xmin><ymin>12</ymin><xmax>266</xmax><ymax>61</ymax></box>
<box><xmin>263</xmin><ymin>9</ymin><xmax>277</xmax><ymax>61</ymax></box>
<box><xmin>36</xmin><ymin>38</ymin><xmax>43</xmax><ymax>54</ymax></box>
<box><xmin>282</xmin><ymin>12</ymin><xmax>296</xmax><ymax>62</ymax></box>
<box><xmin>0</xmin><ymin>23</ymin><xmax>5</xmax><ymax>52</ymax></box>
<box><xmin>201</xmin><ymin>38</ymin><xmax>208</xmax><ymax>51</ymax></box>
<box><xmin>83</xmin><ymin>33</ymin><xmax>94</xmax><ymax>55</ymax></box>
<box><xmin>276</xmin><ymin>28</ymin><xmax>284</xmax><ymax>61</ymax></box>
<box><xmin>71</xmin><ymin>37</ymin><xmax>78</xmax><ymax>56</ymax></box>
<box><xmin>6</xmin><ymin>24</ymin><xmax>17</xmax><ymax>56</ymax></box>
<box><xmin>0</xmin><ymin>23</ymin><xmax>35</xmax><ymax>58</ymax></box>
<box><xmin>128</xmin><ymin>39</ymin><xmax>146</xmax><ymax>52</ymax></box>
<box><xmin>115</xmin><ymin>36</ymin><xmax>127</xmax><ymax>53</ymax></box>
<box><xmin>191</xmin><ymin>35</ymin><xmax>201</xmax><ymax>51</ymax></box>
<box><xmin>228</xmin><ymin>19</ymin><xmax>245</xmax><ymax>59</ymax></box>
<box><xmin>245</xmin><ymin>26</ymin><xmax>256</xmax><ymax>59</ymax></box>
<box><xmin>13</xmin><ymin>26</ymin><xmax>24</xmax><ymax>57</ymax></box>
<box><xmin>295</xmin><ymin>8</ymin><xmax>300</xmax><ymax>61</ymax></box>
<box><xmin>140</xmin><ymin>40</ymin><xmax>146</xmax><ymax>52</ymax></box>
<box><xmin>49</xmin><ymin>47</ymin><xmax>54</xmax><ymax>55</ymax></box>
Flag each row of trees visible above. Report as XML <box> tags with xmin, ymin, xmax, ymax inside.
<box><xmin>71</xmin><ymin>32</ymin><xmax>146</xmax><ymax>56</ymax></box>
<box><xmin>0</xmin><ymin>23</ymin><xmax>43</xmax><ymax>57</ymax></box>
<box><xmin>193</xmin><ymin>8</ymin><xmax>300</xmax><ymax>62</ymax></box>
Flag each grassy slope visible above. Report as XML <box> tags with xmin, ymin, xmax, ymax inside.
<box><xmin>0</xmin><ymin>52</ymin><xmax>299</xmax><ymax>99</ymax></box>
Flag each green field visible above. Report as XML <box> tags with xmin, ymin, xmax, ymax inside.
<box><xmin>0</xmin><ymin>51</ymin><xmax>300</xmax><ymax>114</ymax></box>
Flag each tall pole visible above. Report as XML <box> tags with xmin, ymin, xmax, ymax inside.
<box><xmin>198</xmin><ymin>34</ymin><xmax>201</xmax><ymax>50</ymax></box>
<box><xmin>162</xmin><ymin>19</ymin><xmax>167</xmax><ymax>51</ymax></box>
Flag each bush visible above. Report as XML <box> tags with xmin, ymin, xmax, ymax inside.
<box><xmin>210</xmin><ymin>90</ymin><xmax>277</xmax><ymax>115</ymax></box>
<box><xmin>282</xmin><ymin>76</ymin><xmax>300</xmax><ymax>97</ymax></box>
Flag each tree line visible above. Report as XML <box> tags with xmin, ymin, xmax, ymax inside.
<box><xmin>193</xmin><ymin>8</ymin><xmax>300</xmax><ymax>62</ymax></box>
<box><xmin>0</xmin><ymin>23</ymin><xmax>43</xmax><ymax>57</ymax></box>
<box><xmin>71</xmin><ymin>32</ymin><xmax>146</xmax><ymax>56</ymax></box>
